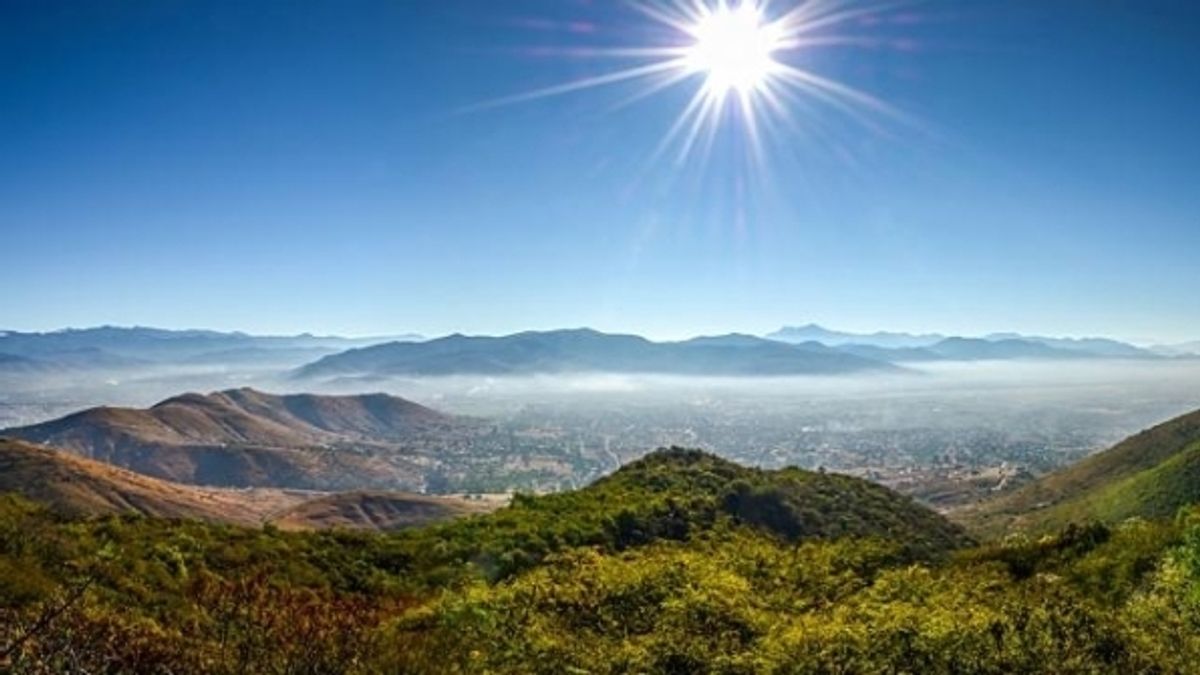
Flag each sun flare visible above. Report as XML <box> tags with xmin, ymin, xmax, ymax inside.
<box><xmin>475</xmin><ymin>0</ymin><xmax>899</xmax><ymax>166</ymax></box>
<box><xmin>685</xmin><ymin>2</ymin><xmax>784</xmax><ymax>96</ymax></box>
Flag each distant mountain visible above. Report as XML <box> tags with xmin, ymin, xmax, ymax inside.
<box><xmin>181</xmin><ymin>346</ymin><xmax>341</xmax><ymax>367</ymax></box>
<box><xmin>925</xmin><ymin>337</ymin><xmax>1083</xmax><ymax>361</ymax></box>
<box><xmin>836</xmin><ymin>344</ymin><xmax>945</xmax><ymax>362</ymax></box>
<box><xmin>1150</xmin><ymin>341</ymin><xmax>1200</xmax><ymax>357</ymax></box>
<box><xmin>957</xmin><ymin>408</ymin><xmax>1200</xmax><ymax>535</ymax></box>
<box><xmin>0</xmin><ymin>326</ymin><xmax>419</xmax><ymax>368</ymax></box>
<box><xmin>0</xmin><ymin>352</ymin><xmax>65</xmax><ymax>374</ymax></box>
<box><xmin>767</xmin><ymin>324</ymin><xmax>945</xmax><ymax>348</ymax></box>
<box><xmin>295</xmin><ymin>328</ymin><xmax>899</xmax><ymax>379</ymax></box>
<box><xmin>2</xmin><ymin>388</ymin><xmax>472</xmax><ymax>491</ymax></box>
<box><xmin>769</xmin><ymin>324</ymin><xmax>1160</xmax><ymax>360</ymax></box>
<box><xmin>984</xmin><ymin>333</ymin><xmax>1158</xmax><ymax>358</ymax></box>
<box><xmin>0</xmin><ymin>347</ymin><xmax>148</xmax><ymax>373</ymax></box>
<box><xmin>679</xmin><ymin>333</ymin><xmax>783</xmax><ymax>348</ymax></box>
<box><xmin>0</xmin><ymin>437</ymin><xmax>494</xmax><ymax>529</ymax></box>
<box><xmin>837</xmin><ymin>338</ymin><xmax>1088</xmax><ymax>363</ymax></box>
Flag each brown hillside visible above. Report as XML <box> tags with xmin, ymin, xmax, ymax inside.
<box><xmin>2</xmin><ymin>388</ymin><xmax>471</xmax><ymax>490</ymax></box>
<box><xmin>270</xmin><ymin>490</ymin><xmax>497</xmax><ymax>531</ymax></box>
<box><xmin>0</xmin><ymin>437</ymin><xmax>311</xmax><ymax>524</ymax></box>
<box><xmin>0</xmin><ymin>438</ymin><xmax>499</xmax><ymax>530</ymax></box>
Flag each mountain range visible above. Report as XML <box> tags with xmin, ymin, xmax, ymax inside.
<box><xmin>768</xmin><ymin>323</ymin><xmax>946</xmax><ymax>348</ymax></box>
<box><xmin>0</xmin><ymin>326</ymin><xmax>419</xmax><ymax>372</ymax></box>
<box><xmin>293</xmin><ymin>328</ymin><xmax>900</xmax><ymax>379</ymax></box>
<box><xmin>295</xmin><ymin>327</ymin><xmax>1175</xmax><ymax>380</ymax></box>
<box><xmin>770</xmin><ymin>323</ymin><xmax>1165</xmax><ymax>359</ymax></box>
<box><xmin>1151</xmin><ymin>340</ymin><xmax>1200</xmax><ymax>357</ymax></box>
<box><xmin>1</xmin><ymin>324</ymin><xmax>1190</xmax><ymax>379</ymax></box>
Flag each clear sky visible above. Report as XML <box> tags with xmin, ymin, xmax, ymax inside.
<box><xmin>2</xmin><ymin>0</ymin><xmax>1198</xmax><ymax>343</ymax></box>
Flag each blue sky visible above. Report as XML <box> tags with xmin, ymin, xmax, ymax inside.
<box><xmin>2</xmin><ymin>0</ymin><xmax>1198</xmax><ymax>343</ymax></box>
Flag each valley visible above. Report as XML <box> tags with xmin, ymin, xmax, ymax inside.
<box><xmin>6</xmin><ymin>345</ymin><xmax>1200</xmax><ymax>508</ymax></box>
<box><xmin>6</xmin><ymin>329</ymin><xmax>1200</xmax><ymax>672</ymax></box>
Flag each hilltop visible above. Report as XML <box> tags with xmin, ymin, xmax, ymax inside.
<box><xmin>957</xmin><ymin>408</ymin><xmax>1200</xmax><ymax>535</ymax></box>
<box><xmin>393</xmin><ymin>447</ymin><xmax>972</xmax><ymax>583</ymax></box>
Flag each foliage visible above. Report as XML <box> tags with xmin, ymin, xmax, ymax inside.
<box><xmin>6</xmin><ymin>449</ymin><xmax>1200</xmax><ymax>673</ymax></box>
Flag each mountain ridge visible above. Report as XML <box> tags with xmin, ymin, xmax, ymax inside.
<box><xmin>295</xmin><ymin>328</ymin><xmax>900</xmax><ymax>379</ymax></box>
<box><xmin>0</xmin><ymin>326</ymin><xmax>420</xmax><ymax>369</ymax></box>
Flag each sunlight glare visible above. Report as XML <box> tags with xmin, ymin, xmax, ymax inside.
<box><xmin>472</xmin><ymin>0</ymin><xmax>902</xmax><ymax>167</ymax></box>
<box><xmin>686</xmin><ymin>2</ymin><xmax>783</xmax><ymax>96</ymax></box>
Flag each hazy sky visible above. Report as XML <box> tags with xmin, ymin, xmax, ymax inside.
<box><xmin>2</xmin><ymin>0</ymin><xmax>1198</xmax><ymax>342</ymax></box>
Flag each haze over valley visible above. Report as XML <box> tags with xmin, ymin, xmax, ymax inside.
<box><xmin>4</xmin><ymin>325</ymin><xmax>1200</xmax><ymax>508</ymax></box>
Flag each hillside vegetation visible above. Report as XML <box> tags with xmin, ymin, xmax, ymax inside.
<box><xmin>959</xmin><ymin>408</ymin><xmax>1200</xmax><ymax>535</ymax></box>
<box><xmin>9</xmin><ymin>446</ymin><xmax>1200</xmax><ymax>672</ymax></box>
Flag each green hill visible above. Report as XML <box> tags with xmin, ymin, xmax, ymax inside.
<box><xmin>392</xmin><ymin>447</ymin><xmax>970</xmax><ymax>582</ymax></box>
<box><xmin>958</xmin><ymin>408</ymin><xmax>1200</xmax><ymax>535</ymax></box>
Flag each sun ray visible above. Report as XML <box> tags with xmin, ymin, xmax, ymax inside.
<box><xmin>462</xmin><ymin>59</ymin><xmax>690</xmax><ymax>112</ymax></box>
<box><xmin>470</xmin><ymin>0</ymin><xmax>908</xmax><ymax>166</ymax></box>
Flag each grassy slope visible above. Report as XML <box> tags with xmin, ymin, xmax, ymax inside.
<box><xmin>957</xmin><ymin>408</ymin><xmax>1200</xmax><ymax>536</ymax></box>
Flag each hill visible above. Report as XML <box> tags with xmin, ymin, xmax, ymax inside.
<box><xmin>0</xmin><ymin>437</ymin><xmax>308</xmax><ymax>524</ymax></box>
<box><xmin>0</xmin><ymin>437</ymin><xmax>496</xmax><ymax>530</ymax></box>
<box><xmin>295</xmin><ymin>328</ymin><xmax>898</xmax><ymax>378</ymax></box>
<box><xmin>594</xmin><ymin>448</ymin><xmax>972</xmax><ymax>554</ymax></box>
<box><xmin>2</xmin><ymin>388</ymin><xmax>473</xmax><ymax>490</ymax></box>
<box><xmin>394</xmin><ymin>447</ymin><xmax>972</xmax><ymax>583</ymax></box>
<box><xmin>956</xmin><ymin>408</ymin><xmax>1200</xmax><ymax>535</ymax></box>
<box><xmin>270</xmin><ymin>490</ymin><xmax>494</xmax><ymax>531</ymax></box>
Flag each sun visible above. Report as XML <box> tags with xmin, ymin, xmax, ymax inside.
<box><xmin>685</xmin><ymin>2</ymin><xmax>784</xmax><ymax>96</ymax></box>
<box><xmin>473</xmin><ymin>0</ymin><xmax>900</xmax><ymax>165</ymax></box>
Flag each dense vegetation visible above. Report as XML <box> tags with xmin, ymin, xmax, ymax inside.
<box><xmin>6</xmin><ymin>448</ymin><xmax>1200</xmax><ymax>673</ymax></box>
